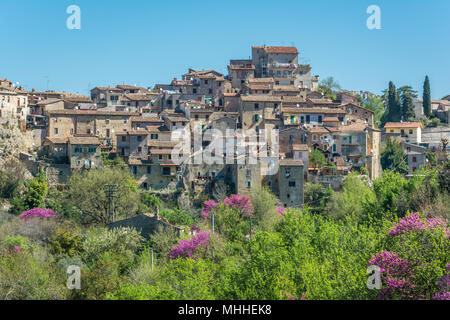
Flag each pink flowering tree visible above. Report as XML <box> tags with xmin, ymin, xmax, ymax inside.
<box><xmin>200</xmin><ymin>195</ymin><xmax>255</xmax><ymax>242</ymax></box>
<box><xmin>20</xmin><ymin>208</ymin><xmax>57</xmax><ymax>222</ymax></box>
<box><xmin>368</xmin><ymin>213</ymin><xmax>449</xmax><ymax>300</ymax></box>
<box><xmin>277</xmin><ymin>206</ymin><xmax>287</xmax><ymax>217</ymax></box>
<box><xmin>168</xmin><ymin>232</ymin><xmax>211</xmax><ymax>260</ymax></box>
<box><xmin>202</xmin><ymin>194</ymin><xmax>253</xmax><ymax>219</ymax></box>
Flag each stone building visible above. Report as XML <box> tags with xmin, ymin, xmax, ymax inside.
<box><xmin>46</xmin><ymin>109</ymin><xmax>138</xmax><ymax>148</ymax></box>
<box><xmin>276</xmin><ymin>159</ymin><xmax>304</xmax><ymax>208</ymax></box>
<box><xmin>0</xmin><ymin>79</ymin><xmax>29</xmax><ymax>121</ymax></box>
<box><xmin>68</xmin><ymin>136</ymin><xmax>101</xmax><ymax>170</ymax></box>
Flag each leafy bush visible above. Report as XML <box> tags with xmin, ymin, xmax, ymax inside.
<box><xmin>160</xmin><ymin>208</ymin><xmax>194</xmax><ymax>226</ymax></box>
<box><xmin>50</xmin><ymin>229</ymin><xmax>84</xmax><ymax>257</ymax></box>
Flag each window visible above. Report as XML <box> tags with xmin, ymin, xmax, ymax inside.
<box><xmin>247</xmin><ymin>181</ymin><xmax>251</xmax><ymax>188</ymax></box>
<box><xmin>290</xmin><ymin>115</ymin><xmax>295</xmax><ymax>124</ymax></box>
<box><xmin>123</xmin><ymin>119</ymin><xmax>127</xmax><ymax>124</ymax></box>
<box><xmin>106</xmin><ymin>119</ymin><xmax>110</xmax><ymax>124</ymax></box>
<box><xmin>409</xmin><ymin>130</ymin><xmax>413</xmax><ymax>134</ymax></box>
<box><xmin>147</xmin><ymin>166</ymin><xmax>151</xmax><ymax>174</ymax></box>
<box><xmin>289</xmin><ymin>135</ymin><xmax>294</xmax><ymax>144</ymax></box>
<box><xmin>70</xmin><ymin>128</ymin><xmax>74</xmax><ymax>135</ymax></box>
<box><xmin>204</xmin><ymin>80</ymin><xmax>208</xmax><ymax>85</ymax></box>
<box><xmin>106</xmin><ymin>129</ymin><xmax>110</xmax><ymax>138</ymax></box>
<box><xmin>133</xmin><ymin>166</ymin><xmax>137</xmax><ymax>175</ymax></box>
<box><xmin>193</xmin><ymin>88</ymin><xmax>197</xmax><ymax>94</ymax></box>
<box><xmin>412</xmin><ymin>157</ymin><xmax>417</xmax><ymax>163</ymax></box>
<box><xmin>208</xmin><ymin>89</ymin><xmax>212</xmax><ymax>95</ymax></box>
<box><xmin>121</xmin><ymin>136</ymin><xmax>126</xmax><ymax>142</ymax></box>
<box><xmin>195</xmin><ymin>115</ymin><xmax>199</xmax><ymax>120</ymax></box>
<box><xmin>285</xmin><ymin>168</ymin><xmax>291</xmax><ymax>177</ymax></box>
<box><xmin>138</xmin><ymin>147</ymin><xmax>142</xmax><ymax>153</ymax></box>
<box><xmin>318</xmin><ymin>116</ymin><xmax>323</xmax><ymax>123</ymax></box>
<box><xmin>137</xmin><ymin>136</ymin><xmax>142</xmax><ymax>142</ymax></box>
<box><xmin>289</xmin><ymin>181</ymin><xmax>296</xmax><ymax>187</ymax></box>
<box><xmin>54</xmin><ymin>128</ymin><xmax>59</xmax><ymax>134</ymax></box>
<box><xmin>159</xmin><ymin>155</ymin><xmax>163</xmax><ymax>160</ymax></box>
<box><xmin>306</xmin><ymin>115</ymin><xmax>310</xmax><ymax>123</ymax></box>
<box><xmin>254</xmin><ymin>114</ymin><xmax>259</xmax><ymax>122</ymax></box>
<box><xmin>255</xmin><ymin>103</ymin><xmax>259</xmax><ymax>110</ymax></box>
<box><xmin>162</xmin><ymin>167</ymin><xmax>171</xmax><ymax>175</ymax></box>
<box><xmin>349</xmin><ymin>136</ymin><xmax>353</xmax><ymax>144</ymax></box>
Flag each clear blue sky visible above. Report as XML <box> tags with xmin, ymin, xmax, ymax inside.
<box><xmin>1</xmin><ymin>0</ymin><xmax>449</xmax><ymax>98</ymax></box>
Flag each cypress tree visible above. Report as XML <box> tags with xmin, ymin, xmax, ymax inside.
<box><xmin>423</xmin><ymin>76</ymin><xmax>431</xmax><ymax>117</ymax></box>
<box><xmin>386</xmin><ymin>81</ymin><xmax>401</xmax><ymax>122</ymax></box>
<box><xmin>398</xmin><ymin>86</ymin><xmax>417</xmax><ymax>121</ymax></box>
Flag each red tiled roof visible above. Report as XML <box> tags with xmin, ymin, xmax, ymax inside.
<box><xmin>384</xmin><ymin>122</ymin><xmax>423</xmax><ymax>129</ymax></box>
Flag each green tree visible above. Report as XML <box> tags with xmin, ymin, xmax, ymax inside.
<box><xmin>320</xmin><ymin>76</ymin><xmax>341</xmax><ymax>91</ymax></box>
<box><xmin>326</xmin><ymin>174</ymin><xmax>375</xmax><ymax>221</ymax></box>
<box><xmin>10</xmin><ymin>170</ymin><xmax>48</xmax><ymax>215</ymax></box>
<box><xmin>304</xmin><ymin>183</ymin><xmax>334</xmax><ymax>215</ymax></box>
<box><xmin>66</xmin><ymin>167</ymin><xmax>139</xmax><ymax>225</ymax></box>
<box><xmin>423</xmin><ymin>75</ymin><xmax>432</xmax><ymax>117</ymax></box>
<box><xmin>309</xmin><ymin>149</ymin><xmax>326</xmax><ymax>169</ymax></box>
<box><xmin>140</xmin><ymin>193</ymin><xmax>161</xmax><ymax>212</ymax></box>
<box><xmin>383</xmin><ymin>81</ymin><xmax>402</xmax><ymax>123</ymax></box>
<box><xmin>380</xmin><ymin>139</ymin><xmax>408</xmax><ymax>174</ymax></box>
<box><xmin>398</xmin><ymin>85</ymin><xmax>417</xmax><ymax>121</ymax></box>
<box><xmin>49</xmin><ymin>229</ymin><xmax>84</xmax><ymax>257</ymax></box>
<box><xmin>159</xmin><ymin>208</ymin><xmax>194</xmax><ymax>226</ymax></box>
<box><xmin>0</xmin><ymin>159</ymin><xmax>27</xmax><ymax>199</ymax></box>
<box><xmin>318</xmin><ymin>76</ymin><xmax>341</xmax><ymax>100</ymax></box>
<box><xmin>250</xmin><ymin>186</ymin><xmax>280</xmax><ymax>232</ymax></box>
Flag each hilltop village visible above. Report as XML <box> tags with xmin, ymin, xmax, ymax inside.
<box><xmin>1</xmin><ymin>45</ymin><xmax>448</xmax><ymax>209</ymax></box>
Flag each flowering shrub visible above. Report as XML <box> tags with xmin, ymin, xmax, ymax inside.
<box><xmin>277</xmin><ymin>206</ymin><xmax>286</xmax><ymax>217</ymax></box>
<box><xmin>201</xmin><ymin>200</ymin><xmax>219</xmax><ymax>219</ymax></box>
<box><xmin>432</xmin><ymin>264</ymin><xmax>450</xmax><ymax>300</ymax></box>
<box><xmin>368</xmin><ymin>251</ymin><xmax>415</xmax><ymax>299</ymax></box>
<box><xmin>367</xmin><ymin>213</ymin><xmax>449</xmax><ymax>300</ymax></box>
<box><xmin>168</xmin><ymin>232</ymin><xmax>210</xmax><ymax>260</ymax></box>
<box><xmin>20</xmin><ymin>208</ymin><xmax>57</xmax><ymax>221</ymax></box>
<box><xmin>223</xmin><ymin>194</ymin><xmax>253</xmax><ymax>217</ymax></box>
<box><xmin>202</xmin><ymin>194</ymin><xmax>253</xmax><ymax>219</ymax></box>
<box><xmin>0</xmin><ymin>246</ymin><xmax>24</xmax><ymax>256</ymax></box>
<box><xmin>190</xmin><ymin>224</ymin><xmax>200</xmax><ymax>233</ymax></box>
<box><xmin>388</xmin><ymin>212</ymin><xmax>449</xmax><ymax>237</ymax></box>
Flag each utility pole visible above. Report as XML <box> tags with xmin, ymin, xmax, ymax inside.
<box><xmin>211</xmin><ymin>214</ymin><xmax>215</xmax><ymax>259</ymax></box>
<box><xmin>104</xmin><ymin>184</ymin><xmax>119</xmax><ymax>224</ymax></box>
<box><xmin>151</xmin><ymin>248</ymin><xmax>154</xmax><ymax>271</ymax></box>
